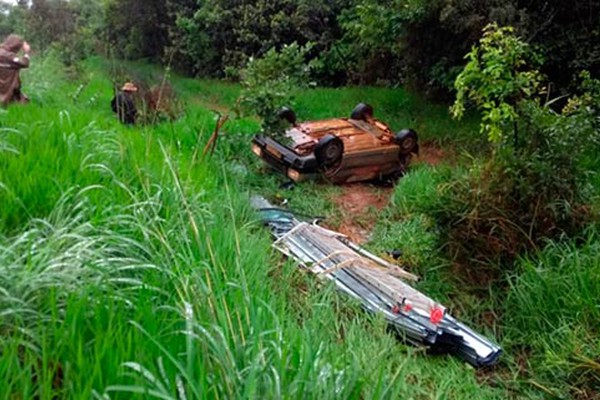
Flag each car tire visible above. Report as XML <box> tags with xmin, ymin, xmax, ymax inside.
<box><xmin>315</xmin><ymin>134</ymin><xmax>344</xmax><ymax>167</ymax></box>
<box><xmin>278</xmin><ymin>106</ymin><xmax>297</xmax><ymax>125</ymax></box>
<box><xmin>350</xmin><ymin>103</ymin><xmax>374</xmax><ymax>121</ymax></box>
<box><xmin>395</xmin><ymin>129</ymin><xmax>418</xmax><ymax>155</ymax></box>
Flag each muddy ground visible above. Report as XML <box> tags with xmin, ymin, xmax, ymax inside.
<box><xmin>331</xmin><ymin>141</ymin><xmax>448</xmax><ymax>243</ymax></box>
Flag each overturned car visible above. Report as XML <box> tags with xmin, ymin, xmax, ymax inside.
<box><xmin>251</xmin><ymin>104</ymin><xmax>419</xmax><ymax>184</ymax></box>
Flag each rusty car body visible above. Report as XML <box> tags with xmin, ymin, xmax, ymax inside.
<box><xmin>251</xmin><ymin>104</ymin><xmax>419</xmax><ymax>184</ymax></box>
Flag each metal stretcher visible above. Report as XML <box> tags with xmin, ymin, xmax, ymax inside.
<box><xmin>254</xmin><ymin>197</ymin><xmax>501</xmax><ymax>367</ymax></box>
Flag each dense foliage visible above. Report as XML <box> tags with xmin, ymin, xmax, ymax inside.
<box><xmin>0</xmin><ymin>2</ymin><xmax>599</xmax><ymax>399</ymax></box>
<box><xmin>238</xmin><ymin>42</ymin><xmax>314</xmax><ymax>134</ymax></box>
<box><xmin>172</xmin><ymin>0</ymin><xmax>349</xmax><ymax>80</ymax></box>
<box><xmin>2</xmin><ymin>0</ymin><xmax>598</xmax><ymax>95</ymax></box>
<box><xmin>443</xmin><ymin>24</ymin><xmax>599</xmax><ymax>265</ymax></box>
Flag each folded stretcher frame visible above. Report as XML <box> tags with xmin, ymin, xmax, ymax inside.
<box><xmin>255</xmin><ymin>199</ymin><xmax>501</xmax><ymax>367</ymax></box>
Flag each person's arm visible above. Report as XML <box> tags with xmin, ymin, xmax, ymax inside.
<box><xmin>111</xmin><ymin>94</ymin><xmax>119</xmax><ymax>113</ymax></box>
<box><xmin>11</xmin><ymin>54</ymin><xmax>29</xmax><ymax>68</ymax></box>
<box><xmin>9</xmin><ymin>41</ymin><xmax>30</xmax><ymax>68</ymax></box>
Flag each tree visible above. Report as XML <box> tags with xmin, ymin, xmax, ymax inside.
<box><xmin>26</xmin><ymin>0</ymin><xmax>76</xmax><ymax>51</ymax></box>
<box><xmin>439</xmin><ymin>23</ymin><xmax>600</xmax><ymax>265</ymax></box>
<box><xmin>173</xmin><ymin>0</ymin><xmax>349</xmax><ymax>78</ymax></box>
<box><xmin>451</xmin><ymin>24</ymin><xmax>542</xmax><ymax>144</ymax></box>
<box><xmin>105</xmin><ymin>0</ymin><xmax>171</xmax><ymax>60</ymax></box>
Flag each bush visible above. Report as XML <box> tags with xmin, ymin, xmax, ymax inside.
<box><xmin>439</xmin><ymin>24</ymin><xmax>599</xmax><ymax>267</ymax></box>
<box><xmin>451</xmin><ymin>24</ymin><xmax>543</xmax><ymax>145</ymax></box>
<box><xmin>237</xmin><ymin>42</ymin><xmax>315</xmax><ymax>135</ymax></box>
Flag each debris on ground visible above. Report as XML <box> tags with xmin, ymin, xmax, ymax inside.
<box><xmin>253</xmin><ymin>196</ymin><xmax>502</xmax><ymax>367</ymax></box>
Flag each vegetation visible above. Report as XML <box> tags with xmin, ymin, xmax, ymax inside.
<box><xmin>443</xmin><ymin>24</ymin><xmax>600</xmax><ymax>265</ymax></box>
<box><xmin>238</xmin><ymin>42</ymin><xmax>315</xmax><ymax>135</ymax></box>
<box><xmin>0</xmin><ymin>55</ymin><xmax>498</xmax><ymax>399</ymax></box>
<box><xmin>451</xmin><ymin>24</ymin><xmax>543</xmax><ymax>144</ymax></box>
<box><xmin>0</xmin><ymin>2</ymin><xmax>599</xmax><ymax>399</ymax></box>
<box><xmin>4</xmin><ymin>0</ymin><xmax>598</xmax><ymax>94</ymax></box>
<box><xmin>381</xmin><ymin>166</ymin><xmax>600</xmax><ymax>399</ymax></box>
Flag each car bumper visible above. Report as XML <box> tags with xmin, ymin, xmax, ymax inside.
<box><xmin>252</xmin><ymin>135</ymin><xmax>319</xmax><ymax>180</ymax></box>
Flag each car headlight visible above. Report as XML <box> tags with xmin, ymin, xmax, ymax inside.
<box><xmin>287</xmin><ymin>168</ymin><xmax>302</xmax><ymax>181</ymax></box>
<box><xmin>251</xmin><ymin>144</ymin><xmax>262</xmax><ymax>157</ymax></box>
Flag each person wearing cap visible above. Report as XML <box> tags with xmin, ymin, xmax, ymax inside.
<box><xmin>0</xmin><ymin>34</ymin><xmax>31</xmax><ymax>106</ymax></box>
<box><xmin>111</xmin><ymin>82</ymin><xmax>138</xmax><ymax>124</ymax></box>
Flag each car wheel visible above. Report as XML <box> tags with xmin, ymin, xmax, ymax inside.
<box><xmin>315</xmin><ymin>134</ymin><xmax>344</xmax><ymax>167</ymax></box>
<box><xmin>395</xmin><ymin>129</ymin><xmax>418</xmax><ymax>155</ymax></box>
<box><xmin>278</xmin><ymin>106</ymin><xmax>297</xmax><ymax>125</ymax></box>
<box><xmin>350</xmin><ymin>103</ymin><xmax>374</xmax><ymax>121</ymax></box>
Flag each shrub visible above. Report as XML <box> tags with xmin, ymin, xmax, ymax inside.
<box><xmin>237</xmin><ymin>42</ymin><xmax>314</xmax><ymax>135</ymax></box>
<box><xmin>451</xmin><ymin>24</ymin><xmax>543</xmax><ymax>145</ymax></box>
<box><xmin>439</xmin><ymin>24</ymin><xmax>599</xmax><ymax>267</ymax></box>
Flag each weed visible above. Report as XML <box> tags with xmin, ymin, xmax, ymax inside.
<box><xmin>503</xmin><ymin>232</ymin><xmax>600</xmax><ymax>397</ymax></box>
<box><xmin>1</xmin><ymin>52</ymin><xmax>572</xmax><ymax>399</ymax></box>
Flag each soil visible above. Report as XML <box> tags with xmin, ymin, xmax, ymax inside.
<box><xmin>331</xmin><ymin>183</ymin><xmax>393</xmax><ymax>243</ymax></box>
<box><xmin>413</xmin><ymin>140</ymin><xmax>453</xmax><ymax>166</ymax></box>
<box><xmin>329</xmin><ymin>141</ymin><xmax>451</xmax><ymax>243</ymax></box>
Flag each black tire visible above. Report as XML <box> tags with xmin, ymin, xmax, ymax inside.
<box><xmin>314</xmin><ymin>134</ymin><xmax>344</xmax><ymax>167</ymax></box>
<box><xmin>395</xmin><ymin>129</ymin><xmax>418</xmax><ymax>155</ymax></box>
<box><xmin>350</xmin><ymin>103</ymin><xmax>374</xmax><ymax>121</ymax></box>
<box><xmin>278</xmin><ymin>106</ymin><xmax>297</xmax><ymax>125</ymax></box>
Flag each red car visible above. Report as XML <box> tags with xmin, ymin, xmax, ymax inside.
<box><xmin>252</xmin><ymin>103</ymin><xmax>418</xmax><ymax>184</ymax></box>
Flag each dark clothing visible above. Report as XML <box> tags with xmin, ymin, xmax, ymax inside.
<box><xmin>0</xmin><ymin>35</ymin><xmax>29</xmax><ymax>106</ymax></box>
<box><xmin>111</xmin><ymin>91</ymin><xmax>137</xmax><ymax>124</ymax></box>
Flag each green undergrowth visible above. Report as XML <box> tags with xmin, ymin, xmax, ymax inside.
<box><xmin>503</xmin><ymin>234</ymin><xmax>600</xmax><ymax>398</ymax></box>
<box><xmin>0</xmin><ymin>54</ymin><xmax>511</xmax><ymax>398</ymax></box>
<box><xmin>4</xmin><ymin>53</ymin><xmax>597</xmax><ymax>399</ymax></box>
<box><xmin>377</xmin><ymin>161</ymin><xmax>600</xmax><ymax>398</ymax></box>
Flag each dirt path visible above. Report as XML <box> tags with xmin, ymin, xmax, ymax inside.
<box><xmin>332</xmin><ymin>183</ymin><xmax>392</xmax><ymax>243</ymax></box>
<box><xmin>330</xmin><ymin>141</ymin><xmax>450</xmax><ymax>243</ymax></box>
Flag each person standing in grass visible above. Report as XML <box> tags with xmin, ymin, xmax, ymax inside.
<box><xmin>111</xmin><ymin>81</ymin><xmax>138</xmax><ymax>124</ymax></box>
<box><xmin>0</xmin><ymin>34</ymin><xmax>31</xmax><ymax>106</ymax></box>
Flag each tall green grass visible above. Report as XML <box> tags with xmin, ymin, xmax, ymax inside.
<box><xmin>22</xmin><ymin>47</ymin><xmax>599</xmax><ymax>400</ymax></box>
<box><xmin>503</xmin><ymin>233</ymin><xmax>600</xmax><ymax>398</ymax></box>
<box><xmin>0</xmin><ymin>53</ymin><xmax>510</xmax><ymax>399</ymax></box>
<box><xmin>8</xmin><ymin>47</ymin><xmax>600</xmax><ymax>400</ymax></box>
<box><xmin>382</xmin><ymin>159</ymin><xmax>600</xmax><ymax>398</ymax></box>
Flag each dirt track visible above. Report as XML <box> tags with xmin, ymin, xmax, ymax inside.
<box><xmin>330</xmin><ymin>141</ymin><xmax>448</xmax><ymax>243</ymax></box>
